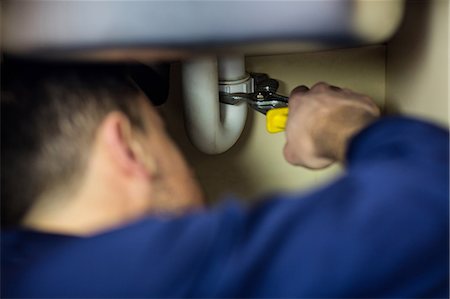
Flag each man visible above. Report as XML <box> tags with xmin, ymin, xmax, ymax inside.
<box><xmin>1</xmin><ymin>65</ymin><xmax>448</xmax><ymax>298</ymax></box>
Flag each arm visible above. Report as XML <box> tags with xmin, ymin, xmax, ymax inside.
<box><xmin>197</xmin><ymin>115</ymin><xmax>449</xmax><ymax>298</ymax></box>
<box><xmin>190</xmin><ymin>84</ymin><xmax>449</xmax><ymax>297</ymax></box>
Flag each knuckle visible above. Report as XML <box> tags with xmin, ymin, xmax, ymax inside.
<box><xmin>329</xmin><ymin>85</ymin><xmax>342</xmax><ymax>92</ymax></box>
<box><xmin>311</xmin><ymin>82</ymin><xmax>329</xmax><ymax>91</ymax></box>
<box><xmin>290</xmin><ymin>85</ymin><xmax>310</xmax><ymax>96</ymax></box>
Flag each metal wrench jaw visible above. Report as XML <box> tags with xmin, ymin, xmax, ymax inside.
<box><xmin>219</xmin><ymin>73</ymin><xmax>289</xmax><ymax>114</ymax></box>
<box><xmin>249</xmin><ymin>93</ymin><xmax>289</xmax><ymax>114</ymax></box>
<box><xmin>219</xmin><ymin>92</ymin><xmax>288</xmax><ymax>114</ymax></box>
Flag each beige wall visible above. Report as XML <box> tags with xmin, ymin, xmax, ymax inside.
<box><xmin>386</xmin><ymin>0</ymin><xmax>449</xmax><ymax>127</ymax></box>
<box><xmin>162</xmin><ymin>46</ymin><xmax>386</xmax><ymax>203</ymax></box>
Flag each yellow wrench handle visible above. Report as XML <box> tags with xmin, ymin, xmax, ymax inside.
<box><xmin>266</xmin><ymin>107</ymin><xmax>289</xmax><ymax>133</ymax></box>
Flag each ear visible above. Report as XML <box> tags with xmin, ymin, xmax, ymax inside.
<box><xmin>96</xmin><ymin>112</ymin><xmax>157</xmax><ymax>179</ymax></box>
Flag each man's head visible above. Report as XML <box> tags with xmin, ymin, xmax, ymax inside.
<box><xmin>1</xmin><ymin>63</ymin><xmax>203</xmax><ymax>234</ymax></box>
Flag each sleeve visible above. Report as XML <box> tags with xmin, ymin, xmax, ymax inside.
<box><xmin>189</xmin><ymin>117</ymin><xmax>449</xmax><ymax>298</ymax></box>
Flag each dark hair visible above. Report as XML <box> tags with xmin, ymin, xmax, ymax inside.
<box><xmin>1</xmin><ymin>61</ymin><xmax>146</xmax><ymax>227</ymax></box>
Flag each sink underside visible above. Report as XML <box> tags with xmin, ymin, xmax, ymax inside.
<box><xmin>2</xmin><ymin>0</ymin><xmax>405</xmax><ymax>60</ymax></box>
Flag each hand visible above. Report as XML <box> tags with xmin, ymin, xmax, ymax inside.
<box><xmin>284</xmin><ymin>82</ymin><xmax>380</xmax><ymax>169</ymax></box>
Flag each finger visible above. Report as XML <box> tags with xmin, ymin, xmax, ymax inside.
<box><xmin>329</xmin><ymin>85</ymin><xmax>342</xmax><ymax>92</ymax></box>
<box><xmin>310</xmin><ymin>82</ymin><xmax>331</xmax><ymax>92</ymax></box>
<box><xmin>290</xmin><ymin>85</ymin><xmax>310</xmax><ymax>97</ymax></box>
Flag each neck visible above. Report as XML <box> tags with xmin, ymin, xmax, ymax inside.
<box><xmin>23</xmin><ymin>209</ymin><xmax>122</xmax><ymax>237</ymax></box>
<box><xmin>22</xmin><ymin>190</ymin><xmax>141</xmax><ymax>236</ymax></box>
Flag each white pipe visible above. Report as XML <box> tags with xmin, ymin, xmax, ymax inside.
<box><xmin>218</xmin><ymin>55</ymin><xmax>246</xmax><ymax>81</ymax></box>
<box><xmin>182</xmin><ymin>56</ymin><xmax>248</xmax><ymax>154</ymax></box>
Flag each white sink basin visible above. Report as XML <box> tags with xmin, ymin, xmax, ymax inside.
<box><xmin>2</xmin><ymin>0</ymin><xmax>405</xmax><ymax>60</ymax></box>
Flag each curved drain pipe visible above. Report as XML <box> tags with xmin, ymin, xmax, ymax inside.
<box><xmin>182</xmin><ymin>55</ymin><xmax>249</xmax><ymax>154</ymax></box>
